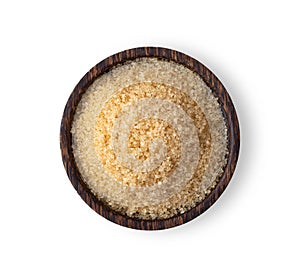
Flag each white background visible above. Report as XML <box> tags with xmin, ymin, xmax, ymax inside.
<box><xmin>0</xmin><ymin>1</ymin><xmax>299</xmax><ymax>267</ymax></box>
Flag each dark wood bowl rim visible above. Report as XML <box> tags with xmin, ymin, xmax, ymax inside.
<box><xmin>60</xmin><ymin>47</ymin><xmax>240</xmax><ymax>230</ymax></box>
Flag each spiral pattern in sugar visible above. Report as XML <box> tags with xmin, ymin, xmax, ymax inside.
<box><xmin>94</xmin><ymin>82</ymin><xmax>211</xmax><ymax>202</ymax></box>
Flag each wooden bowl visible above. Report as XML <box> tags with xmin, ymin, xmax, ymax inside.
<box><xmin>60</xmin><ymin>47</ymin><xmax>240</xmax><ymax>230</ymax></box>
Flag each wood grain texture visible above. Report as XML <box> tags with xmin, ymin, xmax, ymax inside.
<box><xmin>60</xmin><ymin>47</ymin><xmax>240</xmax><ymax>230</ymax></box>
